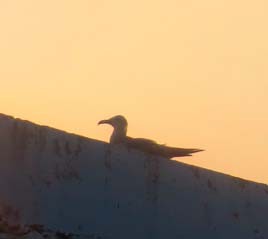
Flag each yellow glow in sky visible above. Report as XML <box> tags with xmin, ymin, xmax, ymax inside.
<box><xmin>0</xmin><ymin>0</ymin><xmax>268</xmax><ymax>183</ymax></box>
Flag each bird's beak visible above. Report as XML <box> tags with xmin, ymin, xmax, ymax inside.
<box><xmin>98</xmin><ymin>119</ymin><xmax>110</xmax><ymax>125</ymax></box>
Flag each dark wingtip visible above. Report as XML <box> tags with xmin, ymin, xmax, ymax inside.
<box><xmin>192</xmin><ymin>149</ymin><xmax>205</xmax><ymax>153</ymax></box>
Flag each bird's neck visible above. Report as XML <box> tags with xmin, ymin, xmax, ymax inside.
<box><xmin>110</xmin><ymin>126</ymin><xmax>127</xmax><ymax>144</ymax></box>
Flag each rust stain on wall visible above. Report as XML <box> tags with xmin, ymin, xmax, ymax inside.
<box><xmin>145</xmin><ymin>156</ymin><xmax>160</xmax><ymax>203</ymax></box>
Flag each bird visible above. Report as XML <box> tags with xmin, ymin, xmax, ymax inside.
<box><xmin>98</xmin><ymin>115</ymin><xmax>204</xmax><ymax>158</ymax></box>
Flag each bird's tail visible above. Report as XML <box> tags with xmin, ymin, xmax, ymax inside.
<box><xmin>162</xmin><ymin>146</ymin><xmax>204</xmax><ymax>158</ymax></box>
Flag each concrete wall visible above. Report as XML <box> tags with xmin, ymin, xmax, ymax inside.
<box><xmin>0</xmin><ymin>113</ymin><xmax>267</xmax><ymax>239</ymax></box>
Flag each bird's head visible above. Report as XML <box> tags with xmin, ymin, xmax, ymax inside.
<box><xmin>98</xmin><ymin>115</ymin><xmax>128</xmax><ymax>130</ymax></box>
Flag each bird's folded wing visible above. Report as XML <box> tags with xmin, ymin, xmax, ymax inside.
<box><xmin>161</xmin><ymin>146</ymin><xmax>204</xmax><ymax>158</ymax></box>
<box><xmin>124</xmin><ymin>137</ymin><xmax>159</xmax><ymax>153</ymax></box>
<box><xmin>124</xmin><ymin>137</ymin><xmax>204</xmax><ymax>158</ymax></box>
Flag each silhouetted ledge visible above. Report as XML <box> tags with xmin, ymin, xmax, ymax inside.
<box><xmin>0</xmin><ymin>113</ymin><xmax>267</xmax><ymax>239</ymax></box>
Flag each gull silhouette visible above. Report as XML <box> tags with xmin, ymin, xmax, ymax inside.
<box><xmin>98</xmin><ymin>115</ymin><xmax>204</xmax><ymax>158</ymax></box>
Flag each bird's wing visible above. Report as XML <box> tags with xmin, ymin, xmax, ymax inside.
<box><xmin>124</xmin><ymin>137</ymin><xmax>160</xmax><ymax>153</ymax></box>
<box><xmin>124</xmin><ymin>137</ymin><xmax>204</xmax><ymax>158</ymax></box>
<box><xmin>159</xmin><ymin>146</ymin><xmax>204</xmax><ymax>158</ymax></box>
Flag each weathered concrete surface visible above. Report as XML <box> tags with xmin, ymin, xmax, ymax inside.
<box><xmin>0</xmin><ymin>113</ymin><xmax>267</xmax><ymax>239</ymax></box>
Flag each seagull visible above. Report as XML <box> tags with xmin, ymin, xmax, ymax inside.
<box><xmin>98</xmin><ymin>115</ymin><xmax>204</xmax><ymax>158</ymax></box>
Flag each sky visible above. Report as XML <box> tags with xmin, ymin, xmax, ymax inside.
<box><xmin>0</xmin><ymin>0</ymin><xmax>267</xmax><ymax>183</ymax></box>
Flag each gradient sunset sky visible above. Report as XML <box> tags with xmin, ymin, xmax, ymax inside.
<box><xmin>0</xmin><ymin>1</ymin><xmax>267</xmax><ymax>183</ymax></box>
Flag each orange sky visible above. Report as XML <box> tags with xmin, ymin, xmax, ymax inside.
<box><xmin>0</xmin><ymin>0</ymin><xmax>268</xmax><ymax>183</ymax></box>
